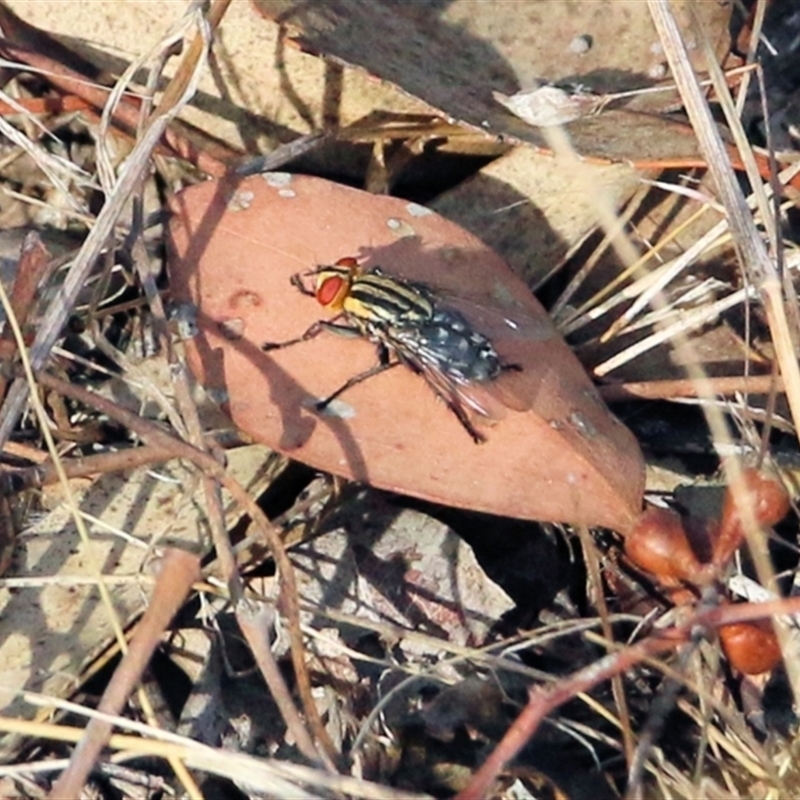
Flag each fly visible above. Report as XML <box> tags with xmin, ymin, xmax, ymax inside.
<box><xmin>262</xmin><ymin>257</ymin><xmax>522</xmax><ymax>443</ymax></box>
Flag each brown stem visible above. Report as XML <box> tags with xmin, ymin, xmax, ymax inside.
<box><xmin>2</xmin><ymin>444</ymin><xmax>176</xmax><ymax>493</ymax></box>
<box><xmin>49</xmin><ymin>547</ymin><xmax>201</xmax><ymax>799</ymax></box>
<box><xmin>456</xmin><ymin>596</ymin><xmax>800</xmax><ymax>800</ymax></box>
<box><xmin>599</xmin><ymin>374</ymin><xmax>784</xmax><ymax>402</ymax></box>
<box><xmin>153</xmin><ymin>0</ymin><xmax>233</xmax><ymax>120</ymax></box>
<box><xmin>0</xmin><ymin>233</ymin><xmax>52</xmax><ymax>399</ymax></box>
<box><xmin>235</xmin><ymin>598</ymin><xmax>331</xmax><ymax>768</ymax></box>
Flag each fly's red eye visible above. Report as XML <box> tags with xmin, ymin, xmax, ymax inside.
<box><xmin>316</xmin><ymin>275</ymin><xmax>347</xmax><ymax>307</ymax></box>
<box><xmin>335</xmin><ymin>256</ymin><xmax>359</xmax><ymax>268</ymax></box>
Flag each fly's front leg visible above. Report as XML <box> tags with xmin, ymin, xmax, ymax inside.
<box><xmin>290</xmin><ymin>272</ymin><xmax>315</xmax><ymax>297</ymax></box>
<box><xmin>262</xmin><ymin>315</ymin><xmax>355</xmax><ymax>351</ymax></box>
<box><xmin>262</xmin><ymin>321</ymin><xmax>325</xmax><ymax>351</ymax></box>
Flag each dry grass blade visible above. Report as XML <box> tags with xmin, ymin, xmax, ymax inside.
<box><xmin>569</xmin><ymin>160</ymin><xmax>800</xmax><ymax>343</ymax></box>
<box><xmin>0</xmin><ymin>712</ymin><xmax>422</xmax><ymax>799</ymax></box>
<box><xmin>0</xmin><ymin>5</ymin><xmax>211</xmax><ymax>446</ymax></box>
<box><xmin>595</xmin><ymin>285</ymin><xmax>755</xmax><ymax>376</ymax></box>
<box><xmin>598</xmin><ymin>207</ymin><xmax>729</xmax><ymax>343</ymax></box>
<box><xmin>0</xmin><ymin>86</ymin><xmax>91</xmax><ymax>209</ymax></box>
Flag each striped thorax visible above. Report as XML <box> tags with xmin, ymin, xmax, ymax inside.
<box><xmin>313</xmin><ymin>258</ymin><xmax>434</xmax><ymax>327</ymax></box>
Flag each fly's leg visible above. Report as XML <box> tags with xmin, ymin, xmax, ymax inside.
<box><xmin>441</xmin><ymin>395</ymin><xmax>486</xmax><ymax>443</ymax></box>
<box><xmin>417</xmin><ymin>381</ymin><xmax>485</xmax><ymax>443</ymax></box>
<box><xmin>262</xmin><ymin>316</ymin><xmax>356</xmax><ymax>351</ymax></box>
<box><xmin>316</xmin><ymin>354</ymin><xmax>400</xmax><ymax>411</ymax></box>
<box><xmin>290</xmin><ymin>272</ymin><xmax>316</xmax><ymax>296</ymax></box>
<box><xmin>399</xmin><ymin>355</ymin><xmax>487</xmax><ymax>443</ymax></box>
<box><xmin>262</xmin><ymin>321</ymin><xmax>325</xmax><ymax>351</ymax></box>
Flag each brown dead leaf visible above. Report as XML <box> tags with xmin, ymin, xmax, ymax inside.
<box><xmin>255</xmin><ymin>0</ymin><xmax>732</xmax><ymax>161</ymax></box>
<box><xmin>168</xmin><ymin>173</ymin><xmax>645</xmax><ymax>529</ymax></box>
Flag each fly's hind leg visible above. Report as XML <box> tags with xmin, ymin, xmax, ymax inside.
<box><xmin>397</xmin><ymin>353</ymin><xmax>488</xmax><ymax>443</ymax></box>
<box><xmin>500</xmin><ymin>361</ymin><xmax>523</xmax><ymax>373</ymax></box>
<box><xmin>414</xmin><ymin>374</ymin><xmax>486</xmax><ymax>443</ymax></box>
<box><xmin>442</xmin><ymin>396</ymin><xmax>486</xmax><ymax>444</ymax></box>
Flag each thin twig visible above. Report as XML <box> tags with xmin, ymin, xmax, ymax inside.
<box><xmin>236</xmin><ymin>597</ymin><xmax>326</xmax><ymax>766</ymax></box>
<box><xmin>153</xmin><ymin>0</ymin><xmax>232</xmax><ymax>120</ymax></box>
<box><xmin>49</xmin><ymin>547</ymin><xmax>201</xmax><ymax>799</ymax></box>
<box><xmin>575</xmin><ymin>525</ymin><xmax>635</xmax><ymax>769</ymax></box>
<box><xmin>1</xmin><ymin>444</ymin><xmax>177</xmax><ymax>493</ymax></box>
<box><xmin>598</xmin><ymin>373</ymin><xmax>784</xmax><ymax>402</ymax></box>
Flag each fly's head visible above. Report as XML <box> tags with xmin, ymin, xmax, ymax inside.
<box><xmin>312</xmin><ymin>256</ymin><xmax>361</xmax><ymax>312</ymax></box>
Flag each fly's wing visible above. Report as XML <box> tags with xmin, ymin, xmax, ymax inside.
<box><xmin>388</xmin><ymin>336</ymin><xmax>504</xmax><ymax>444</ymax></box>
<box><xmin>350</xmin><ymin>264</ymin><xmax>562</xmax><ymax>415</ymax></box>
<box><xmin>385</xmin><ymin>318</ymin><xmax>509</xmax><ymax>427</ymax></box>
<box><xmin>399</xmin><ymin>284</ymin><xmax>555</xmax><ymax>413</ymax></box>
<box><xmin>402</xmin><ymin>275</ymin><xmax>557</xmax><ymax>346</ymax></box>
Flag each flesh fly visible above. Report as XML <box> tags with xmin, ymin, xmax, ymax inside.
<box><xmin>263</xmin><ymin>257</ymin><xmax>521</xmax><ymax>443</ymax></box>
